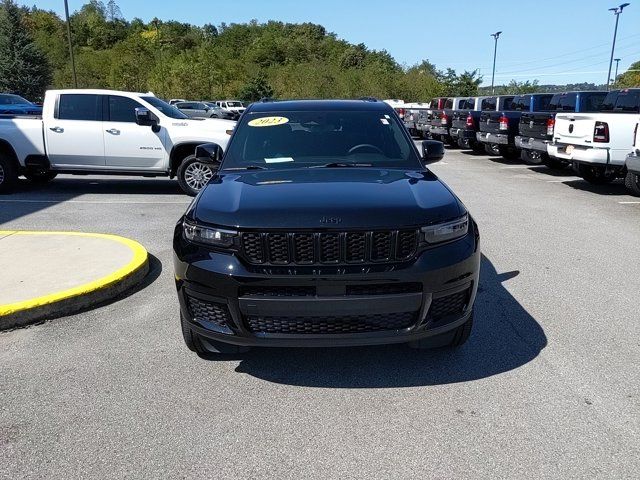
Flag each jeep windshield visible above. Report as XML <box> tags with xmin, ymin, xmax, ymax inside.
<box><xmin>222</xmin><ymin>110</ymin><xmax>421</xmax><ymax>170</ymax></box>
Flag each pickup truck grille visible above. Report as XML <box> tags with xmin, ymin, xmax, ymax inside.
<box><xmin>241</xmin><ymin>230</ymin><xmax>418</xmax><ymax>265</ymax></box>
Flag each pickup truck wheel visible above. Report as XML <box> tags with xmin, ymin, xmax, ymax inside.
<box><xmin>24</xmin><ymin>171</ymin><xmax>57</xmax><ymax>184</ymax></box>
<box><xmin>484</xmin><ymin>143</ymin><xmax>500</xmax><ymax>156</ymax></box>
<box><xmin>177</xmin><ymin>155</ymin><xmax>216</xmax><ymax>196</ymax></box>
<box><xmin>521</xmin><ymin>149</ymin><xmax>547</xmax><ymax>165</ymax></box>
<box><xmin>498</xmin><ymin>145</ymin><xmax>520</xmax><ymax>160</ymax></box>
<box><xmin>578</xmin><ymin>164</ymin><xmax>616</xmax><ymax>185</ymax></box>
<box><xmin>0</xmin><ymin>154</ymin><xmax>19</xmax><ymax>193</ymax></box>
<box><xmin>625</xmin><ymin>172</ymin><xmax>640</xmax><ymax>196</ymax></box>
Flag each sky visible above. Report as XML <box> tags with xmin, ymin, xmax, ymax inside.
<box><xmin>19</xmin><ymin>0</ymin><xmax>640</xmax><ymax>86</ymax></box>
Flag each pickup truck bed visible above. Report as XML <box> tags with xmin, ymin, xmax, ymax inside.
<box><xmin>477</xmin><ymin>94</ymin><xmax>554</xmax><ymax>159</ymax></box>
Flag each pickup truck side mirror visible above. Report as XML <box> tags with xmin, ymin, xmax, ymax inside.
<box><xmin>421</xmin><ymin>140</ymin><xmax>445</xmax><ymax>164</ymax></box>
<box><xmin>195</xmin><ymin>143</ymin><xmax>223</xmax><ymax>165</ymax></box>
<box><xmin>135</xmin><ymin>107</ymin><xmax>160</xmax><ymax>132</ymax></box>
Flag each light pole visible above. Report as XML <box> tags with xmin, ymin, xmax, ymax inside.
<box><xmin>613</xmin><ymin>58</ymin><xmax>621</xmax><ymax>85</ymax></box>
<box><xmin>490</xmin><ymin>31</ymin><xmax>502</xmax><ymax>94</ymax></box>
<box><xmin>63</xmin><ymin>0</ymin><xmax>77</xmax><ymax>88</ymax></box>
<box><xmin>606</xmin><ymin>3</ymin><xmax>630</xmax><ymax>90</ymax></box>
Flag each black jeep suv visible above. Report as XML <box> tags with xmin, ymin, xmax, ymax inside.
<box><xmin>173</xmin><ymin>99</ymin><xmax>480</xmax><ymax>355</ymax></box>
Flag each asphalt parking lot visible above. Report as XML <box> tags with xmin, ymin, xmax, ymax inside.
<box><xmin>1</xmin><ymin>148</ymin><xmax>639</xmax><ymax>479</ymax></box>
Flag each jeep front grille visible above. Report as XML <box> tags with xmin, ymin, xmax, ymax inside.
<box><xmin>240</xmin><ymin>230</ymin><xmax>418</xmax><ymax>265</ymax></box>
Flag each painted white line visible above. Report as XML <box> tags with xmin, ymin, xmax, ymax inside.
<box><xmin>618</xmin><ymin>201</ymin><xmax>640</xmax><ymax>204</ymax></box>
<box><xmin>547</xmin><ymin>180</ymin><xmax>567</xmax><ymax>183</ymax></box>
<box><xmin>499</xmin><ymin>166</ymin><xmax>530</xmax><ymax>169</ymax></box>
<box><xmin>0</xmin><ymin>199</ymin><xmax>189</xmax><ymax>205</ymax></box>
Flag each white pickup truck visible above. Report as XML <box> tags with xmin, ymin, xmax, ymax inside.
<box><xmin>624</xmin><ymin>120</ymin><xmax>640</xmax><ymax>195</ymax></box>
<box><xmin>0</xmin><ymin>89</ymin><xmax>236</xmax><ymax>195</ymax></box>
<box><xmin>548</xmin><ymin>88</ymin><xmax>640</xmax><ymax>184</ymax></box>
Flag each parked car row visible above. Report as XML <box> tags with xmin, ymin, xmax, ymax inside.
<box><xmin>412</xmin><ymin>89</ymin><xmax>640</xmax><ymax>196</ymax></box>
<box><xmin>169</xmin><ymin>99</ymin><xmax>248</xmax><ymax>120</ymax></box>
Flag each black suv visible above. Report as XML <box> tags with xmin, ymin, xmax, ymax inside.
<box><xmin>173</xmin><ymin>99</ymin><xmax>480</xmax><ymax>355</ymax></box>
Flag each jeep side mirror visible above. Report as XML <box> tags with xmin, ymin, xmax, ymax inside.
<box><xmin>421</xmin><ymin>140</ymin><xmax>445</xmax><ymax>163</ymax></box>
<box><xmin>195</xmin><ymin>143</ymin><xmax>223</xmax><ymax>164</ymax></box>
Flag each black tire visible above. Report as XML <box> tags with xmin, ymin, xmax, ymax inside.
<box><xmin>0</xmin><ymin>153</ymin><xmax>19</xmax><ymax>194</ymax></box>
<box><xmin>625</xmin><ymin>172</ymin><xmax>640</xmax><ymax>196</ymax></box>
<box><xmin>177</xmin><ymin>154</ymin><xmax>217</xmax><ymax>196</ymax></box>
<box><xmin>577</xmin><ymin>164</ymin><xmax>616</xmax><ymax>185</ymax></box>
<box><xmin>24</xmin><ymin>171</ymin><xmax>57</xmax><ymax>184</ymax></box>
<box><xmin>484</xmin><ymin>143</ymin><xmax>500</xmax><ymax>156</ymax></box>
<box><xmin>180</xmin><ymin>313</ymin><xmax>249</xmax><ymax>355</ymax></box>
<box><xmin>457</xmin><ymin>138</ymin><xmax>469</xmax><ymax>149</ymax></box>
<box><xmin>498</xmin><ymin>145</ymin><xmax>520</xmax><ymax>160</ymax></box>
<box><xmin>521</xmin><ymin>149</ymin><xmax>548</xmax><ymax>165</ymax></box>
<box><xmin>543</xmin><ymin>156</ymin><xmax>568</xmax><ymax>170</ymax></box>
<box><xmin>408</xmin><ymin>312</ymin><xmax>474</xmax><ymax>350</ymax></box>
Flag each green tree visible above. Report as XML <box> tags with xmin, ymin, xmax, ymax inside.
<box><xmin>0</xmin><ymin>0</ymin><xmax>52</xmax><ymax>99</ymax></box>
<box><xmin>239</xmin><ymin>73</ymin><xmax>274</xmax><ymax>101</ymax></box>
<box><xmin>617</xmin><ymin>61</ymin><xmax>640</xmax><ymax>87</ymax></box>
<box><xmin>504</xmin><ymin>79</ymin><xmax>540</xmax><ymax>94</ymax></box>
<box><xmin>455</xmin><ymin>70</ymin><xmax>482</xmax><ymax>96</ymax></box>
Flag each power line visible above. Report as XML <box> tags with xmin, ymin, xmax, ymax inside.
<box><xmin>426</xmin><ymin>32</ymin><xmax>640</xmax><ymax>71</ymax></box>
<box><xmin>491</xmin><ymin>69</ymin><xmax>640</xmax><ymax>79</ymax></box>
<box><xmin>496</xmin><ymin>42</ymin><xmax>640</xmax><ymax>75</ymax></box>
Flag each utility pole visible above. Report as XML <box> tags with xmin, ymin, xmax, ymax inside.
<box><xmin>490</xmin><ymin>31</ymin><xmax>502</xmax><ymax>94</ymax></box>
<box><xmin>606</xmin><ymin>3</ymin><xmax>630</xmax><ymax>90</ymax></box>
<box><xmin>63</xmin><ymin>0</ymin><xmax>78</xmax><ymax>88</ymax></box>
<box><xmin>613</xmin><ymin>58</ymin><xmax>621</xmax><ymax>85</ymax></box>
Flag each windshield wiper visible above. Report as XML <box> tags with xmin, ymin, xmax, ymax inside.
<box><xmin>224</xmin><ymin>165</ymin><xmax>268</xmax><ymax>171</ymax></box>
<box><xmin>309</xmin><ymin>162</ymin><xmax>373</xmax><ymax>168</ymax></box>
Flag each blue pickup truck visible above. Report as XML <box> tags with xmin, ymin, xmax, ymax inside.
<box><xmin>0</xmin><ymin>94</ymin><xmax>43</xmax><ymax>116</ymax></box>
<box><xmin>476</xmin><ymin>93</ymin><xmax>554</xmax><ymax>159</ymax></box>
<box><xmin>515</xmin><ymin>91</ymin><xmax>607</xmax><ymax>168</ymax></box>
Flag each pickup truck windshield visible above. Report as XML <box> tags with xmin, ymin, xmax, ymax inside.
<box><xmin>140</xmin><ymin>96</ymin><xmax>188</xmax><ymax>119</ymax></box>
<box><xmin>0</xmin><ymin>94</ymin><xmax>31</xmax><ymax>105</ymax></box>
<box><xmin>223</xmin><ymin>110</ymin><xmax>421</xmax><ymax>170</ymax></box>
<box><xmin>226</xmin><ymin>101</ymin><xmax>243</xmax><ymax>107</ymax></box>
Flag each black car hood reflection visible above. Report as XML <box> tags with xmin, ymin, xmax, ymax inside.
<box><xmin>192</xmin><ymin>168</ymin><xmax>463</xmax><ymax>229</ymax></box>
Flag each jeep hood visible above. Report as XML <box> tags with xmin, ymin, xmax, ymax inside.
<box><xmin>192</xmin><ymin>168</ymin><xmax>463</xmax><ymax>229</ymax></box>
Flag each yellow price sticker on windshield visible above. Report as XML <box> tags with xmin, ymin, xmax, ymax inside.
<box><xmin>248</xmin><ymin>116</ymin><xmax>289</xmax><ymax>127</ymax></box>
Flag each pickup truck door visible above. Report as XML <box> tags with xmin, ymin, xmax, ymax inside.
<box><xmin>103</xmin><ymin>95</ymin><xmax>166</xmax><ymax>169</ymax></box>
<box><xmin>46</xmin><ymin>93</ymin><xmax>105</xmax><ymax>167</ymax></box>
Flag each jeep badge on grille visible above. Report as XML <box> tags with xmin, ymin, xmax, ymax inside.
<box><xmin>320</xmin><ymin>216</ymin><xmax>342</xmax><ymax>224</ymax></box>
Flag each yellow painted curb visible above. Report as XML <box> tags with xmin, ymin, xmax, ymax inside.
<box><xmin>0</xmin><ymin>231</ymin><xmax>148</xmax><ymax>317</ymax></box>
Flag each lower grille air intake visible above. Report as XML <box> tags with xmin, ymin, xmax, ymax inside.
<box><xmin>427</xmin><ymin>288</ymin><xmax>470</xmax><ymax>321</ymax></box>
<box><xmin>246</xmin><ymin>311</ymin><xmax>417</xmax><ymax>334</ymax></box>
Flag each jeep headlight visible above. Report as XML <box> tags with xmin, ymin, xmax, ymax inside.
<box><xmin>183</xmin><ymin>220</ymin><xmax>237</xmax><ymax>248</ymax></box>
<box><xmin>421</xmin><ymin>214</ymin><xmax>469</xmax><ymax>244</ymax></box>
